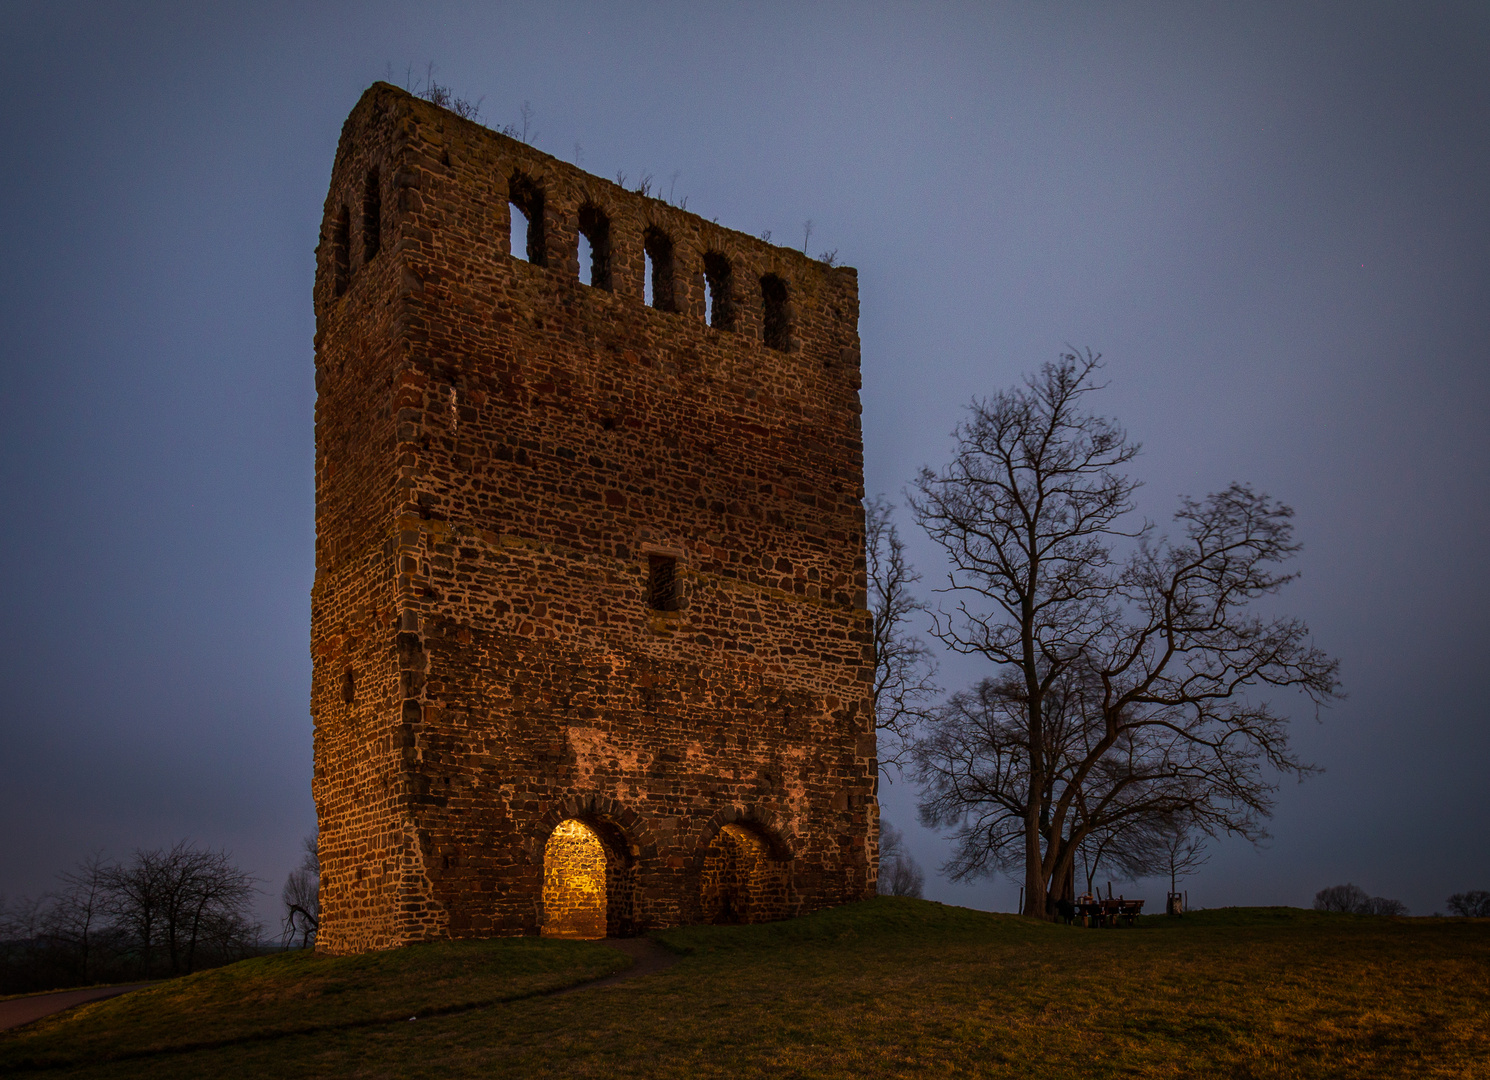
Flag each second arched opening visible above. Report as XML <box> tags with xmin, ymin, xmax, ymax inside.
<box><xmin>700</xmin><ymin>822</ymin><xmax>790</xmax><ymax>925</ymax></box>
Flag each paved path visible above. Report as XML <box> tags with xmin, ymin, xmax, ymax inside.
<box><xmin>551</xmin><ymin>937</ymin><xmax>680</xmax><ymax>995</ymax></box>
<box><xmin>0</xmin><ymin>983</ymin><xmax>158</xmax><ymax>1032</ymax></box>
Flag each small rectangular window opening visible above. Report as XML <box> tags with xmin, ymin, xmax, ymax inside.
<box><xmin>643</xmin><ymin>227</ymin><xmax>675</xmax><ymax>311</ymax></box>
<box><xmin>761</xmin><ymin>273</ymin><xmax>790</xmax><ymax>350</ymax></box>
<box><xmin>703</xmin><ymin>252</ymin><xmax>735</xmax><ymax>329</ymax></box>
<box><xmin>362</xmin><ymin>168</ymin><xmax>381</xmax><ymax>262</ymax></box>
<box><xmin>341</xmin><ymin>668</ymin><xmax>357</xmax><ymax>704</ymax></box>
<box><xmin>648</xmin><ymin>555</ymin><xmax>680</xmax><ymax>612</ymax></box>
<box><xmin>331</xmin><ymin>206</ymin><xmax>350</xmax><ymax>298</ymax></box>
<box><xmin>577</xmin><ymin>204</ymin><xmax>612</xmax><ymax>290</ymax></box>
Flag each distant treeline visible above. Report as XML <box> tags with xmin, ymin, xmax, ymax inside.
<box><xmin>1315</xmin><ymin>884</ymin><xmax>1490</xmax><ymax>918</ymax></box>
<box><xmin>0</xmin><ymin>841</ymin><xmax>260</xmax><ymax>995</ymax></box>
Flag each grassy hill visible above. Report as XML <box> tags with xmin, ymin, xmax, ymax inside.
<box><xmin>3</xmin><ymin>899</ymin><xmax>1486</xmax><ymax>1078</ymax></box>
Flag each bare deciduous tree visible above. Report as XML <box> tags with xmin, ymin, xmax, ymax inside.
<box><xmin>102</xmin><ymin>848</ymin><xmax>170</xmax><ymax>978</ymax></box>
<box><xmin>0</xmin><ymin>894</ymin><xmax>43</xmax><ymax>942</ymax></box>
<box><xmin>173</xmin><ymin>844</ymin><xmax>257</xmax><ymax>975</ymax></box>
<box><xmin>877</xmin><ymin>822</ymin><xmax>926</xmax><ymax>899</ymax></box>
<box><xmin>865</xmin><ymin>497</ymin><xmax>939</xmax><ymax>776</ymax></box>
<box><xmin>281</xmin><ymin>832</ymin><xmax>320</xmax><ymax>948</ymax></box>
<box><xmin>909</xmin><ymin>353</ymin><xmax>1341</xmax><ymax>919</ymax></box>
<box><xmin>104</xmin><ymin>842</ymin><xmax>258</xmax><ymax>977</ymax></box>
<box><xmin>43</xmin><ymin>851</ymin><xmax>110</xmax><ymax>984</ymax></box>
<box><xmin>1156</xmin><ymin>816</ymin><xmax>1210</xmax><ymax>896</ymax></box>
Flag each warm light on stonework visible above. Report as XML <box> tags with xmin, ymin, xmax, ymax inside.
<box><xmin>542</xmin><ymin>819</ymin><xmax>608</xmax><ymax>939</ymax></box>
<box><xmin>310</xmin><ymin>85</ymin><xmax>875</xmax><ymax>954</ymax></box>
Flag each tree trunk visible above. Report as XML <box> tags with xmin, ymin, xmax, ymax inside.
<box><xmin>1023</xmin><ymin>801</ymin><xmax>1047</xmax><ymax>917</ymax></box>
<box><xmin>186</xmin><ymin>901</ymin><xmax>207</xmax><ymax>975</ymax></box>
<box><xmin>1024</xmin><ymin>862</ymin><xmax>1046</xmax><ymax>917</ymax></box>
<box><xmin>140</xmin><ymin>914</ymin><xmax>153</xmax><ymax>980</ymax></box>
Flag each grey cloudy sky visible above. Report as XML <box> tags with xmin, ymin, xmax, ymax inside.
<box><xmin>1</xmin><ymin>1</ymin><xmax>1486</xmax><ymax>924</ymax></box>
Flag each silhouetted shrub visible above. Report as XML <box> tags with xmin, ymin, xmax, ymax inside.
<box><xmin>1447</xmin><ymin>890</ymin><xmax>1490</xmax><ymax>917</ymax></box>
<box><xmin>1314</xmin><ymin>883</ymin><xmax>1407</xmax><ymax>916</ymax></box>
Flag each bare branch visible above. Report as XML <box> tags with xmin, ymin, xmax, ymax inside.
<box><xmin>866</xmin><ymin>497</ymin><xmax>940</xmax><ymax>776</ymax></box>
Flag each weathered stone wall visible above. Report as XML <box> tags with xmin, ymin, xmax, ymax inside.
<box><xmin>312</xmin><ymin>83</ymin><xmax>876</xmax><ymax>954</ymax></box>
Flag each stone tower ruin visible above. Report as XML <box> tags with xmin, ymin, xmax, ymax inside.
<box><xmin>311</xmin><ymin>84</ymin><xmax>876</xmax><ymax>954</ymax></box>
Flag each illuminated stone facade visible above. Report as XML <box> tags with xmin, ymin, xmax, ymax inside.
<box><xmin>311</xmin><ymin>83</ymin><xmax>876</xmax><ymax>953</ymax></box>
<box><xmin>541</xmin><ymin>820</ymin><xmax>608</xmax><ymax>940</ymax></box>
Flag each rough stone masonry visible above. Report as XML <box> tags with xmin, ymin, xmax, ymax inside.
<box><xmin>311</xmin><ymin>83</ymin><xmax>877</xmax><ymax>954</ymax></box>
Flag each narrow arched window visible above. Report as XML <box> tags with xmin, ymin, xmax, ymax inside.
<box><xmin>508</xmin><ymin>172</ymin><xmax>546</xmax><ymax>266</ymax></box>
<box><xmin>643</xmin><ymin>227</ymin><xmax>675</xmax><ymax>312</ymax></box>
<box><xmin>330</xmin><ymin>205</ymin><xmax>350</xmax><ymax>298</ymax></box>
<box><xmin>761</xmin><ymin>273</ymin><xmax>790</xmax><ymax>350</ymax></box>
<box><xmin>702</xmin><ymin>252</ymin><xmax>734</xmax><ymax>329</ymax></box>
<box><xmin>577</xmin><ymin>203</ymin><xmax>612</xmax><ymax>290</ymax></box>
<box><xmin>362</xmin><ymin>168</ymin><xmax>381</xmax><ymax>262</ymax></box>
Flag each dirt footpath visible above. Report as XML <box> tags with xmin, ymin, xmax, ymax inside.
<box><xmin>0</xmin><ymin>983</ymin><xmax>156</xmax><ymax>1032</ymax></box>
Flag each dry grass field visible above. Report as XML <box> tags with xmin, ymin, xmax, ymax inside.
<box><xmin>2</xmin><ymin>898</ymin><xmax>1486</xmax><ymax>1078</ymax></box>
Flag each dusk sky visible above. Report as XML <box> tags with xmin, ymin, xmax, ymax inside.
<box><xmin>2</xmin><ymin>2</ymin><xmax>1486</xmax><ymax>926</ymax></box>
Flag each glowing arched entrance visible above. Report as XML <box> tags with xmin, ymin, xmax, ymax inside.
<box><xmin>542</xmin><ymin>819</ymin><xmax>607</xmax><ymax>939</ymax></box>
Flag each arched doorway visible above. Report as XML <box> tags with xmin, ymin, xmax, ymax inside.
<box><xmin>541</xmin><ymin>819</ymin><xmax>607</xmax><ymax>939</ymax></box>
<box><xmin>700</xmin><ymin>822</ymin><xmax>790</xmax><ymax>924</ymax></box>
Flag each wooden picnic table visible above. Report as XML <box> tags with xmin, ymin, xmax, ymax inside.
<box><xmin>1075</xmin><ymin>897</ymin><xmax>1144</xmax><ymax>927</ymax></box>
